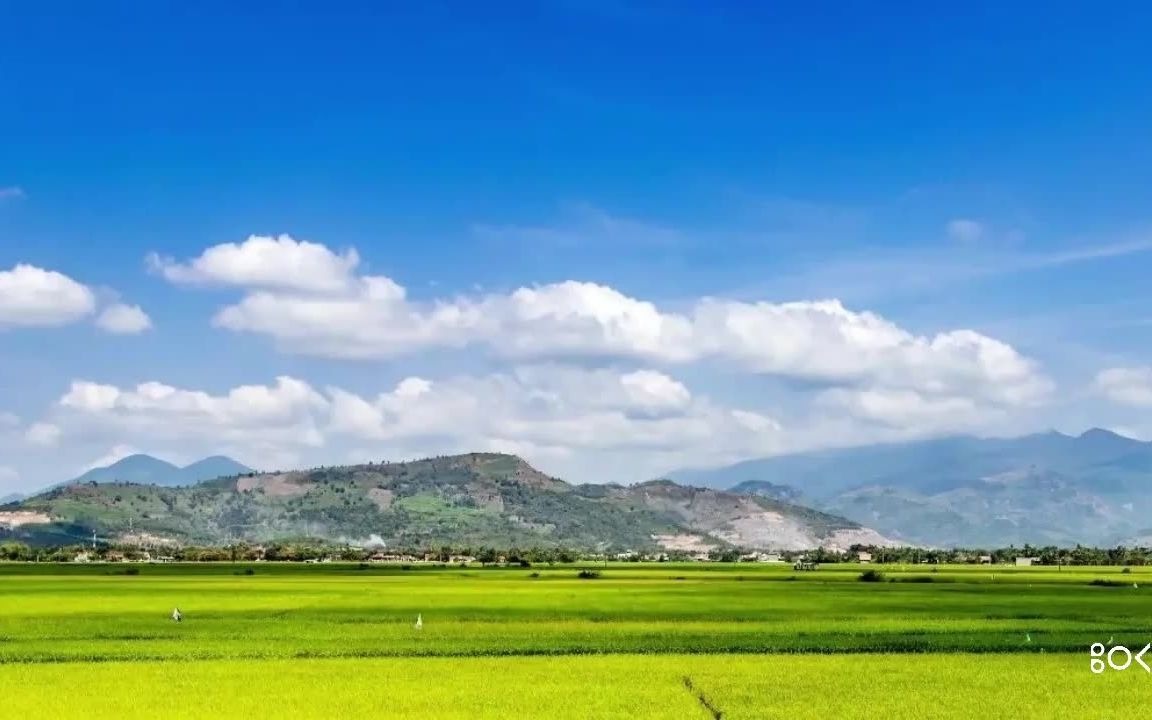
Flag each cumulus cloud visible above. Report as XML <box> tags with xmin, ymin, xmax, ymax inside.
<box><xmin>815</xmin><ymin>387</ymin><xmax>996</xmax><ymax>432</ymax></box>
<box><xmin>148</xmin><ymin>234</ymin><xmax>360</xmax><ymax>293</ymax></box>
<box><xmin>325</xmin><ymin>366</ymin><xmax>769</xmax><ymax>455</ymax></box>
<box><xmin>40</xmin><ymin>368</ymin><xmax>785</xmax><ymax>482</ymax></box>
<box><xmin>0</xmin><ymin>264</ymin><xmax>96</xmax><ymax>327</ymax></box>
<box><xmin>181</xmin><ymin>235</ymin><xmax>1048</xmax><ymax>406</ymax></box>
<box><xmin>57</xmin><ymin>376</ymin><xmax>330</xmax><ymax>465</ymax></box>
<box><xmin>1094</xmin><ymin>367</ymin><xmax>1152</xmax><ymax>407</ymax></box>
<box><xmin>24</xmin><ymin>422</ymin><xmax>61</xmax><ymax>447</ymax></box>
<box><xmin>95</xmin><ymin>303</ymin><xmax>152</xmax><ymax>334</ymax></box>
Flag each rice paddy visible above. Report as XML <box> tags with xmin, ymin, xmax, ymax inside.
<box><xmin>0</xmin><ymin>562</ymin><xmax>1147</xmax><ymax>717</ymax></box>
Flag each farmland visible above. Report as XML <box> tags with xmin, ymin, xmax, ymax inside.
<box><xmin>0</xmin><ymin>562</ymin><xmax>1147</xmax><ymax>717</ymax></box>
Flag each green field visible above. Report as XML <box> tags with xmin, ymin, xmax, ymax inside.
<box><xmin>1</xmin><ymin>562</ymin><xmax>1147</xmax><ymax>717</ymax></box>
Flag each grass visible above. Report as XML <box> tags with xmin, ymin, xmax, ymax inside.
<box><xmin>1</xmin><ymin>654</ymin><xmax>1144</xmax><ymax>719</ymax></box>
<box><xmin>0</xmin><ymin>562</ymin><xmax>1145</xmax><ymax>717</ymax></box>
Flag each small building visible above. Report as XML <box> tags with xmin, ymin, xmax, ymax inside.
<box><xmin>978</xmin><ymin>555</ymin><xmax>993</xmax><ymax>564</ymax></box>
<box><xmin>72</xmin><ymin>552</ymin><xmax>91</xmax><ymax>563</ymax></box>
<box><xmin>857</xmin><ymin>551</ymin><xmax>873</xmax><ymax>563</ymax></box>
<box><xmin>741</xmin><ymin>552</ymin><xmax>783</xmax><ymax>563</ymax></box>
<box><xmin>793</xmin><ymin>560</ymin><xmax>818</xmax><ymax>571</ymax></box>
<box><xmin>1015</xmin><ymin>556</ymin><xmax>1040</xmax><ymax>567</ymax></box>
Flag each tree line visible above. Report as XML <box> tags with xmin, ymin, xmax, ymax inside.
<box><xmin>3</xmin><ymin>540</ymin><xmax>1152</xmax><ymax>565</ymax></box>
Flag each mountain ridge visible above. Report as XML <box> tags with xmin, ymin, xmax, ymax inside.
<box><xmin>671</xmin><ymin>428</ymin><xmax>1152</xmax><ymax>546</ymax></box>
<box><xmin>68</xmin><ymin>454</ymin><xmax>253</xmax><ymax>488</ymax></box>
<box><xmin>0</xmin><ymin>452</ymin><xmax>894</xmax><ymax>551</ymax></box>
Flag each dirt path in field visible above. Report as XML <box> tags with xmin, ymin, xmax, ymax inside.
<box><xmin>682</xmin><ymin>676</ymin><xmax>726</xmax><ymax>719</ymax></box>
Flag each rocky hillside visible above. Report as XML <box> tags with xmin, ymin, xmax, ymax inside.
<box><xmin>1</xmin><ymin>453</ymin><xmax>893</xmax><ymax>551</ymax></box>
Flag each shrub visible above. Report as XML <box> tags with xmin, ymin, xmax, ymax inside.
<box><xmin>1090</xmin><ymin>578</ymin><xmax>1126</xmax><ymax>587</ymax></box>
<box><xmin>528</xmin><ymin>572</ymin><xmax>540</xmax><ymax>579</ymax></box>
<box><xmin>577</xmin><ymin>569</ymin><xmax>601</xmax><ymax>580</ymax></box>
<box><xmin>897</xmin><ymin>576</ymin><xmax>935</xmax><ymax>583</ymax></box>
<box><xmin>858</xmin><ymin>569</ymin><xmax>886</xmax><ymax>582</ymax></box>
<box><xmin>1122</xmin><ymin>567</ymin><xmax>1132</xmax><ymax>574</ymax></box>
<box><xmin>518</xmin><ymin>559</ymin><xmax>532</xmax><ymax>568</ymax></box>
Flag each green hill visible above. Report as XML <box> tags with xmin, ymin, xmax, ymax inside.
<box><xmin>3</xmin><ymin>453</ymin><xmax>890</xmax><ymax>551</ymax></box>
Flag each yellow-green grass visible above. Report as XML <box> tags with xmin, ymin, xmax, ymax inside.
<box><xmin>0</xmin><ymin>654</ymin><xmax>1139</xmax><ymax>719</ymax></box>
<box><xmin>0</xmin><ymin>564</ymin><xmax>1149</xmax><ymax>661</ymax></box>
<box><xmin>1</xmin><ymin>564</ymin><xmax>1147</xmax><ymax>717</ymax></box>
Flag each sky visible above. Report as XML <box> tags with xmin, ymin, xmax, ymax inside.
<box><xmin>2</xmin><ymin>2</ymin><xmax>1152</xmax><ymax>493</ymax></box>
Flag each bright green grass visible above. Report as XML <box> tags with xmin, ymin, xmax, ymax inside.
<box><xmin>0</xmin><ymin>563</ymin><xmax>1148</xmax><ymax>661</ymax></box>
<box><xmin>0</xmin><ymin>563</ymin><xmax>1146</xmax><ymax>717</ymax></box>
<box><xmin>0</xmin><ymin>654</ymin><xmax>1140</xmax><ymax>719</ymax></box>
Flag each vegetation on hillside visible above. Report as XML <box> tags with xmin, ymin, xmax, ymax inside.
<box><xmin>5</xmin><ymin>453</ymin><xmax>872</xmax><ymax>550</ymax></box>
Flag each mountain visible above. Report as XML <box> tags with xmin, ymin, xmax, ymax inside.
<box><xmin>0</xmin><ymin>493</ymin><xmax>23</xmax><ymax>505</ymax></box>
<box><xmin>1</xmin><ymin>453</ymin><xmax>895</xmax><ymax>551</ymax></box>
<box><xmin>176</xmin><ymin>456</ymin><xmax>254</xmax><ymax>485</ymax></box>
<box><xmin>71</xmin><ymin>455</ymin><xmax>181</xmax><ymax>485</ymax></box>
<box><xmin>674</xmin><ymin>428</ymin><xmax>1152</xmax><ymax>546</ymax></box>
<box><xmin>66</xmin><ymin>454</ymin><xmax>252</xmax><ymax>488</ymax></box>
<box><xmin>727</xmin><ymin>480</ymin><xmax>805</xmax><ymax>504</ymax></box>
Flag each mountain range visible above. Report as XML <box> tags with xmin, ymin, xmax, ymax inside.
<box><xmin>0</xmin><ymin>453</ymin><xmax>893</xmax><ymax>551</ymax></box>
<box><xmin>671</xmin><ymin>428</ymin><xmax>1152</xmax><ymax>547</ymax></box>
<box><xmin>6</xmin><ymin>428</ymin><xmax>1152</xmax><ymax>549</ymax></box>
<box><xmin>69</xmin><ymin>454</ymin><xmax>252</xmax><ymax>488</ymax></box>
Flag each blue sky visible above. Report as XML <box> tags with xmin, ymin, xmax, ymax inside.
<box><xmin>2</xmin><ymin>2</ymin><xmax>1152</xmax><ymax>492</ymax></box>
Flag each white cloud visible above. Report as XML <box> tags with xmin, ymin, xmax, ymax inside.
<box><xmin>95</xmin><ymin>303</ymin><xmax>153</xmax><ymax>334</ymax></box>
<box><xmin>25</xmin><ymin>422</ymin><xmax>61</xmax><ymax>447</ymax></box>
<box><xmin>326</xmin><ymin>366</ymin><xmax>783</xmax><ymax>462</ymax></box>
<box><xmin>946</xmin><ymin>218</ymin><xmax>984</xmax><ymax>243</ymax></box>
<box><xmin>0</xmin><ymin>186</ymin><xmax>26</xmax><ymax>201</ymax></box>
<box><xmin>1094</xmin><ymin>367</ymin><xmax>1152</xmax><ymax>407</ymax></box>
<box><xmin>40</xmin><ymin>368</ymin><xmax>784</xmax><ymax>483</ymax></box>
<box><xmin>148</xmin><ymin>234</ymin><xmax>359</xmax><ymax>293</ymax></box>
<box><xmin>57</xmin><ymin>376</ymin><xmax>329</xmax><ymax>466</ymax></box>
<box><xmin>0</xmin><ymin>264</ymin><xmax>96</xmax><ymax>327</ymax></box>
<box><xmin>816</xmin><ymin>387</ymin><xmax>996</xmax><ymax>432</ymax></box>
<box><xmin>203</xmin><ymin>256</ymin><xmax>1048</xmax><ymax>408</ymax></box>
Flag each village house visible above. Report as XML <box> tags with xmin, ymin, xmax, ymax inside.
<box><xmin>857</xmin><ymin>551</ymin><xmax>873</xmax><ymax>563</ymax></box>
<box><xmin>1015</xmin><ymin>556</ymin><xmax>1040</xmax><ymax>567</ymax></box>
<box><xmin>978</xmin><ymin>555</ymin><xmax>993</xmax><ymax>564</ymax></box>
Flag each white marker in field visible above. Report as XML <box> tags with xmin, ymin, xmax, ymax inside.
<box><xmin>172</xmin><ymin>607</ymin><xmax>182</xmax><ymax>623</ymax></box>
<box><xmin>414</xmin><ymin>613</ymin><xmax>423</xmax><ymax>630</ymax></box>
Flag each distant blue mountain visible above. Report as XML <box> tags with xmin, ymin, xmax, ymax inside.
<box><xmin>68</xmin><ymin>454</ymin><xmax>252</xmax><ymax>488</ymax></box>
<box><xmin>674</xmin><ymin>429</ymin><xmax>1152</xmax><ymax>546</ymax></box>
<box><xmin>177</xmin><ymin>456</ymin><xmax>253</xmax><ymax>485</ymax></box>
